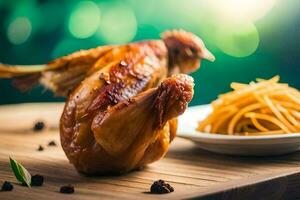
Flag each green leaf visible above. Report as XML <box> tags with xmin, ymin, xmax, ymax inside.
<box><xmin>9</xmin><ymin>157</ymin><xmax>31</xmax><ymax>187</ymax></box>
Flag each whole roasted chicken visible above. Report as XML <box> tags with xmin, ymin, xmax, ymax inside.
<box><xmin>0</xmin><ymin>30</ymin><xmax>214</xmax><ymax>174</ymax></box>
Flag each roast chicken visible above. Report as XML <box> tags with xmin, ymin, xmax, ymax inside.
<box><xmin>0</xmin><ymin>30</ymin><xmax>214</xmax><ymax>174</ymax></box>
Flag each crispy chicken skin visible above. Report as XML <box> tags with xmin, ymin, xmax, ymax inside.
<box><xmin>0</xmin><ymin>30</ymin><xmax>214</xmax><ymax>174</ymax></box>
<box><xmin>62</xmin><ymin>74</ymin><xmax>193</xmax><ymax>174</ymax></box>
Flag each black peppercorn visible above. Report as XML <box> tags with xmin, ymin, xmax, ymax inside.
<box><xmin>48</xmin><ymin>141</ymin><xmax>57</xmax><ymax>146</ymax></box>
<box><xmin>150</xmin><ymin>180</ymin><xmax>174</xmax><ymax>194</ymax></box>
<box><xmin>37</xmin><ymin>145</ymin><xmax>44</xmax><ymax>151</ymax></box>
<box><xmin>31</xmin><ymin>174</ymin><xmax>44</xmax><ymax>186</ymax></box>
<box><xmin>33</xmin><ymin>121</ymin><xmax>45</xmax><ymax>131</ymax></box>
<box><xmin>1</xmin><ymin>181</ymin><xmax>13</xmax><ymax>191</ymax></box>
<box><xmin>60</xmin><ymin>184</ymin><xmax>75</xmax><ymax>194</ymax></box>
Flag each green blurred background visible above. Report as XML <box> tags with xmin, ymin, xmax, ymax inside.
<box><xmin>0</xmin><ymin>0</ymin><xmax>299</xmax><ymax>105</ymax></box>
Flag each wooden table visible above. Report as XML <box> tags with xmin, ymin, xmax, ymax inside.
<box><xmin>0</xmin><ymin>103</ymin><xmax>300</xmax><ymax>200</ymax></box>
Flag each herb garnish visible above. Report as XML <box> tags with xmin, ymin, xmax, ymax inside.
<box><xmin>9</xmin><ymin>157</ymin><xmax>31</xmax><ymax>187</ymax></box>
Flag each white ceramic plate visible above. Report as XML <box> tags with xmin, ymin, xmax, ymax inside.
<box><xmin>178</xmin><ymin>104</ymin><xmax>300</xmax><ymax>156</ymax></box>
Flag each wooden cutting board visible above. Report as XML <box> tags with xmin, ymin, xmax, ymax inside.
<box><xmin>0</xmin><ymin>103</ymin><xmax>300</xmax><ymax>200</ymax></box>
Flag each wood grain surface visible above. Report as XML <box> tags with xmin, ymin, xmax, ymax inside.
<box><xmin>0</xmin><ymin>103</ymin><xmax>300</xmax><ymax>200</ymax></box>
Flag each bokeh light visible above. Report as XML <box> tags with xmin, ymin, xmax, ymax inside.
<box><xmin>210</xmin><ymin>0</ymin><xmax>278</xmax><ymax>21</ymax></box>
<box><xmin>68</xmin><ymin>1</ymin><xmax>101</xmax><ymax>39</ymax></box>
<box><xmin>205</xmin><ymin>0</ymin><xmax>278</xmax><ymax>58</ymax></box>
<box><xmin>98</xmin><ymin>4</ymin><xmax>137</xmax><ymax>44</ymax></box>
<box><xmin>5</xmin><ymin>1</ymin><xmax>42</xmax><ymax>34</ymax></box>
<box><xmin>7</xmin><ymin>17</ymin><xmax>32</xmax><ymax>45</ymax></box>
<box><xmin>215</xmin><ymin>20</ymin><xmax>259</xmax><ymax>57</ymax></box>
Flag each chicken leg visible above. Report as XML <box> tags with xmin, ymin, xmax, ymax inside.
<box><xmin>61</xmin><ymin>74</ymin><xmax>193</xmax><ymax>174</ymax></box>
